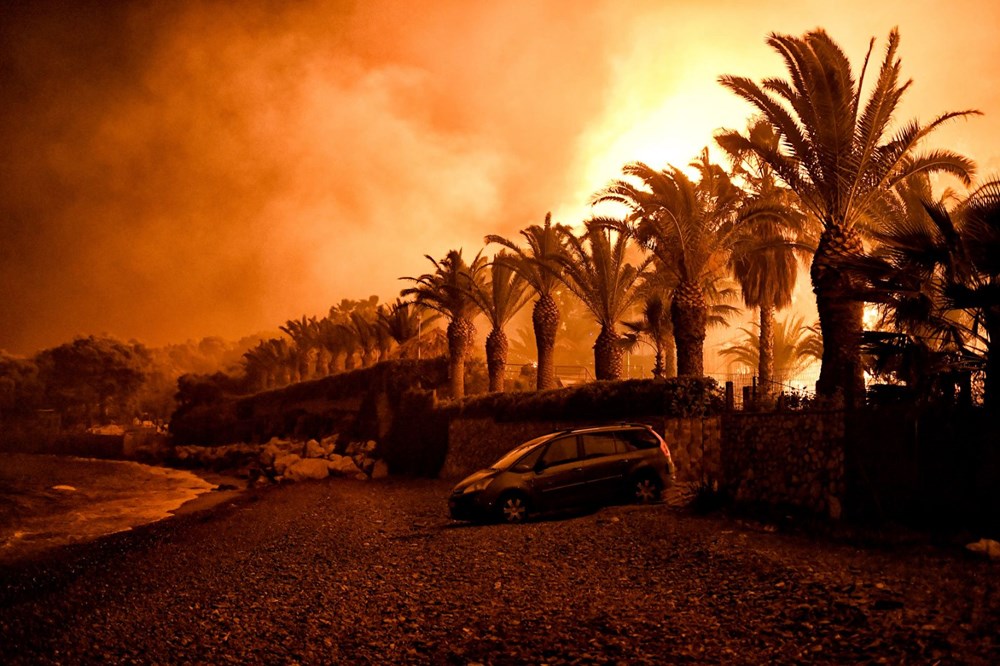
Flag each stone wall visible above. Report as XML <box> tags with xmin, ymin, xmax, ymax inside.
<box><xmin>663</xmin><ymin>416</ymin><xmax>721</xmax><ymax>483</ymax></box>
<box><xmin>721</xmin><ymin>410</ymin><xmax>845</xmax><ymax>519</ymax></box>
<box><xmin>443</xmin><ymin>415</ymin><xmax>721</xmax><ymax>481</ymax></box>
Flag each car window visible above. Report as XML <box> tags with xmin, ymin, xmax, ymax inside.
<box><xmin>541</xmin><ymin>436</ymin><xmax>579</xmax><ymax>467</ymax></box>
<box><xmin>582</xmin><ymin>433</ymin><xmax>618</xmax><ymax>458</ymax></box>
<box><xmin>512</xmin><ymin>445</ymin><xmax>544</xmax><ymax>471</ymax></box>
<box><xmin>615</xmin><ymin>429</ymin><xmax>660</xmax><ymax>452</ymax></box>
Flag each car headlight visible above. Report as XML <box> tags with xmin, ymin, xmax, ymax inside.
<box><xmin>463</xmin><ymin>477</ymin><xmax>493</xmax><ymax>494</ymax></box>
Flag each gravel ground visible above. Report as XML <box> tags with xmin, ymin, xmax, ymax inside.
<box><xmin>1</xmin><ymin>477</ymin><xmax>997</xmax><ymax>664</ymax></box>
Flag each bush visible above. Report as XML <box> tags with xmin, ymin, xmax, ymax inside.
<box><xmin>450</xmin><ymin>377</ymin><xmax>724</xmax><ymax>423</ymax></box>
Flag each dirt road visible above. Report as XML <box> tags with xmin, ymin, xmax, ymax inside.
<box><xmin>1</xmin><ymin>478</ymin><xmax>997</xmax><ymax>664</ymax></box>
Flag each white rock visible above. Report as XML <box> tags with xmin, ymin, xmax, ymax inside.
<box><xmin>303</xmin><ymin>439</ymin><xmax>325</xmax><ymax>458</ymax></box>
<box><xmin>371</xmin><ymin>460</ymin><xmax>389</xmax><ymax>480</ymax></box>
<box><xmin>285</xmin><ymin>458</ymin><xmax>331</xmax><ymax>482</ymax></box>
<box><xmin>321</xmin><ymin>434</ymin><xmax>339</xmax><ymax>449</ymax></box>
<box><xmin>354</xmin><ymin>472</ymin><xmax>370</xmax><ymax>482</ymax></box>
<box><xmin>274</xmin><ymin>453</ymin><xmax>301</xmax><ymax>476</ymax></box>
<box><xmin>363</xmin><ymin>440</ymin><xmax>377</xmax><ymax>453</ymax></box>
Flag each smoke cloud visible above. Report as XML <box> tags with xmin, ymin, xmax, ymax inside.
<box><xmin>2</xmin><ymin>0</ymin><xmax>998</xmax><ymax>355</ymax></box>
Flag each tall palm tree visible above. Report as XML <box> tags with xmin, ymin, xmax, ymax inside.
<box><xmin>466</xmin><ymin>253</ymin><xmax>532</xmax><ymax>392</ymax></box>
<box><xmin>719</xmin><ymin>28</ymin><xmax>979</xmax><ymax>406</ymax></box>
<box><xmin>593</xmin><ymin>150</ymin><xmax>748</xmax><ymax>377</ymax></box>
<box><xmin>401</xmin><ymin>249</ymin><xmax>485</xmax><ymax>399</ymax></box>
<box><xmin>553</xmin><ymin>220</ymin><xmax>651</xmax><ymax>380</ymax></box>
<box><xmin>717</xmin><ymin>118</ymin><xmax>814</xmax><ymax>393</ymax></box>
<box><xmin>486</xmin><ymin>213</ymin><xmax>570</xmax><ymax>390</ymax></box>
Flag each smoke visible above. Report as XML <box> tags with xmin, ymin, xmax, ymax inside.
<box><xmin>0</xmin><ymin>0</ymin><xmax>623</xmax><ymax>353</ymax></box>
<box><xmin>3</xmin><ymin>0</ymin><xmax>998</xmax><ymax>355</ymax></box>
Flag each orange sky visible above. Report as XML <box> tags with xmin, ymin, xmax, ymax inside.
<box><xmin>2</xmin><ymin>0</ymin><xmax>999</xmax><ymax>355</ymax></box>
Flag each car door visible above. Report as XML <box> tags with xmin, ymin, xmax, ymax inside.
<box><xmin>579</xmin><ymin>432</ymin><xmax>628</xmax><ymax>500</ymax></box>
<box><xmin>531</xmin><ymin>435</ymin><xmax>585</xmax><ymax>510</ymax></box>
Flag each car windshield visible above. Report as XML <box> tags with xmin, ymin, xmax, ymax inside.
<box><xmin>490</xmin><ymin>434</ymin><xmax>553</xmax><ymax>470</ymax></box>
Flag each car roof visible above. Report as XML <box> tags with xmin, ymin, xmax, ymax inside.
<box><xmin>556</xmin><ymin>423</ymin><xmax>654</xmax><ymax>436</ymax></box>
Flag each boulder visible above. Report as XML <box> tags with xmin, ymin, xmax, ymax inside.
<box><xmin>302</xmin><ymin>439</ymin><xmax>325</xmax><ymax>459</ymax></box>
<box><xmin>321</xmin><ymin>433</ymin><xmax>339</xmax><ymax>451</ymax></box>
<box><xmin>260</xmin><ymin>443</ymin><xmax>282</xmax><ymax>467</ymax></box>
<box><xmin>966</xmin><ymin>538</ymin><xmax>1000</xmax><ymax>561</ymax></box>
<box><xmin>328</xmin><ymin>455</ymin><xmax>361</xmax><ymax>476</ymax></box>
<box><xmin>371</xmin><ymin>460</ymin><xmax>390</xmax><ymax>480</ymax></box>
<box><xmin>285</xmin><ymin>458</ymin><xmax>331</xmax><ymax>482</ymax></box>
<box><xmin>363</xmin><ymin>440</ymin><xmax>377</xmax><ymax>454</ymax></box>
<box><xmin>274</xmin><ymin>453</ymin><xmax>301</xmax><ymax>476</ymax></box>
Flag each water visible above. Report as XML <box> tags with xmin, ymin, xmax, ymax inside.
<box><xmin>0</xmin><ymin>453</ymin><xmax>215</xmax><ymax>563</ymax></box>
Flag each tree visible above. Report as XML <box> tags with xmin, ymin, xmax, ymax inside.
<box><xmin>720</xmin><ymin>28</ymin><xmax>979</xmax><ymax>405</ymax></box>
<box><xmin>486</xmin><ymin>213</ymin><xmax>570</xmax><ymax>390</ymax></box>
<box><xmin>593</xmin><ymin>150</ymin><xmax>747</xmax><ymax>377</ymax></box>
<box><xmin>621</xmin><ymin>293</ymin><xmax>675</xmax><ymax>379</ymax></box>
<box><xmin>719</xmin><ymin>315</ymin><xmax>820</xmax><ymax>386</ymax></box>
<box><xmin>553</xmin><ymin>220</ymin><xmax>651</xmax><ymax>380</ymax></box>
<box><xmin>377</xmin><ymin>298</ymin><xmax>441</xmax><ymax>359</ymax></box>
<box><xmin>35</xmin><ymin>336</ymin><xmax>148</xmax><ymax>426</ymax></box>
<box><xmin>279</xmin><ymin>315</ymin><xmax>319</xmax><ymax>381</ymax></box>
<box><xmin>717</xmin><ymin>117</ymin><xmax>814</xmax><ymax>394</ymax></box>
<box><xmin>466</xmin><ymin>253</ymin><xmax>532</xmax><ymax>392</ymax></box>
<box><xmin>401</xmin><ymin>249</ymin><xmax>485</xmax><ymax>399</ymax></box>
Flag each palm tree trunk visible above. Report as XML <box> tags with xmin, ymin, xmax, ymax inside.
<box><xmin>662</xmin><ymin>334</ymin><xmax>677</xmax><ymax>378</ymax></box>
<box><xmin>593</xmin><ymin>326</ymin><xmax>623</xmax><ymax>380</ymax></box>
<box><xmin>447</xmin><ymin>317</ymin><xmax>476</xmax><ymax>399</ymax></box>
<box><xmin>758</xmin><ymin>304</ymin><xmax>776</xmax><ymax>393</ymax></box>
<box><xmin>533</xmin><ymin>294</ymin><xmax>560</xmax><ymax>390</ymax></box>
<box><xmin>811</xmin><ymin>225</ymin><xmax>865</xmax><ymax>407</ymax></box>
<box><xmin>486</xmin><ymin>328</ymin><xmax>508</xmax><ymax>392</ymax></box>
<box><xmin>671</xmin><ymin>280</ymin><xmax>707</xmax><ymax>377</ymax></box>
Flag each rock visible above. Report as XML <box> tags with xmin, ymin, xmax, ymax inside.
<box><xmin>329</xmin><ymin>455</ymin><xmax>361</xmax><ymax>476</ymax></box>
<box><xmin>354</xmin><ymin>472</ymin><xmax>370</xmax><ymax>482</ymax></box>
<box><xmin>303</xmin><ymin>439</ymin><xmax>325</xmax><ymax>459</ymax></box>
<box><xmin>965</xmin><ymin>538</ymin><xmax>1000</xmax><ymax>560</ymax></box>
<box><xmin>364</xmin><ymin>440</ymin><xmax>377</xmax><ymax>454</ymax></box>
<box><xmin>371</xmin><ymin>460</ymin><xmax>390</xmax><ymax>480</ymax></box>
<box><xmin>285</xmin><ymin>458</ymin><xmax>331</xmax><ymax>482</ymax></box>
<box><xmin>321</xmin><ymin>433</ymin><xmax>339</xmax><ymax>451</ymax></box>
<box><xmin>274</xmin><ymin>453</ymin><xmax>301</xmax><ymax>476</ymax></box>
<box><xmin>260</xmin><ymin>443</ymin><xmax>282</xmax><ymax>467</ymax></box>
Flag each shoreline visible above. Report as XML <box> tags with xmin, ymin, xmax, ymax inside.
<box><xmin>0</xmin><ymin>454</ymin><xmax>247</xmax><ymax>567</ymax></box>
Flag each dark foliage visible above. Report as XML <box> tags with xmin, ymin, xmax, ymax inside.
<box><xmin>448</xmin><ymin>377</ymin><xmax>724</xmax><ymax>423</ymax></box>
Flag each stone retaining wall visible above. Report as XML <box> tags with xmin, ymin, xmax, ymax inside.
<box><xmin>721</xmin><ymin>410</ymin><xmax>845</xmax><ymax>519</ymax></box>
<box><xmin>443</xmin><ymin>415</ymin><xmax>722</xmax><ymax>481</ymax></box>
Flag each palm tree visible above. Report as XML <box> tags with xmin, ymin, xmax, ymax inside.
<box><xmin>553</xmin><ymin>220</ymin><xmax>651</xmax><ymax>380</ymax></box>
<box><xmin>485</xmin><ymin>213</ymin><xmax>570</xmax><ymax>390</ymax></box>
<box><xmin>377</xmin><ymin>299</ymin><xmax>440</xmax><ymax>359</ymax></box>
<box><xmin>719</xmin><ymin>314</ymin><xmax>821</xmax><ymax>386</ymax></box>
<box><xmin>466</xmin><ymin>253</ymin><xmax>532</xmax><ymax>392</ymax></box>
<box><xmin>593</xmin><ymin>150</ymin><xmax>748</xmax><ymax>377</ymax></box>
<box><xmin>954</xmin><ymin>179</ymin><xmax>1000</xmax><ymax>406</ymax></box>
<box><xmin>717</xmin><ymin>118</ymin><xmax>814</xmax><ymax>394</ymax></box>
<box><xmin>621</xmin><ymin>293</ymin><xmax>675</xmax><ymax>379</ymax></box>
<box><xmin>279</xmin><ymin>315</ymin><xmax>318</xmax><ymax>381</ymax></box>
<box><xmin>719</xmin><ymin>28</ymin><xmax>979</xmax><ymax>406</ymax></box>
<box><xmin>861</xmin><ymin>175</ymin><xmax>1000</xmax><ymax>406</ymax></box>
<box><xmin>401</xmin><ymin>249</ymin><xmax>485</xmax><ymax>399</ymax></box>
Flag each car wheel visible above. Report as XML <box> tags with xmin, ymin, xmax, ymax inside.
<box><xmin>496</xmin><ymin>492</ymin><xmax>530</xmax><ymax>523</ymax></box>
<box><xmin>633</xmin><ymin>475</ymin><xmax>662</xmax><ymax>504</ymax></box>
